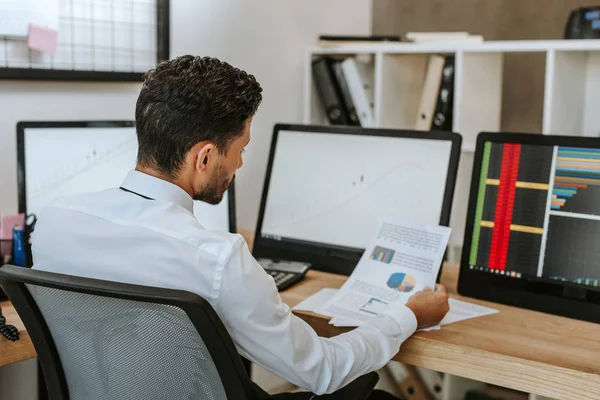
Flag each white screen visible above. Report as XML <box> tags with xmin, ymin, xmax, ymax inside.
<box><xmin>261</xmin><ymin>130</ymin><xmax>453</xmax><ymax>249</ymax></box>
<box><xmin>23</xmin><ymin>126</ymin><xmax>231</xmax><ymax>232</ymax></box>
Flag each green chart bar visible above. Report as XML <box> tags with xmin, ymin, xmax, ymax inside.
<box><xmin>470</xmin><ymin>142</ymin><xmax>492</xmax><ymax>266</ymax></box>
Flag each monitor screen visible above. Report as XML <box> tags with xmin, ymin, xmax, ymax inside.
<box><xmin>18</xmin><ymin>122</ymin><xmax>233</xmax><ymax>232</ymax></box>
<box><xmin>258</xmin><ymin>127</ymin><xmax>457</xmax><ymax>253</ymax></box>
<box><xmin>467</xmin><ymin>140</ymin><xmax>600</xmax><ymax>290</ymax></box>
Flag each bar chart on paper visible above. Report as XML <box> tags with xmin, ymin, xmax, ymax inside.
<box><xmin>370</xmin><ymin>246</ymin><xmax>395</xmax><ymax>264</ymax></box>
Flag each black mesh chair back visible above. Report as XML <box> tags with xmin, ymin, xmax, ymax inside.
<box><xmin>0</xmin><ymin>264</ymin><xmax>257</xmax><ymax>400</ymax></box>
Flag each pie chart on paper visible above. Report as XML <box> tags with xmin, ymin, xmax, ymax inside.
<box><xmin>387</xmin><ymin>273</ymin><xmax>417</xmax><ymax>293</ymax></box>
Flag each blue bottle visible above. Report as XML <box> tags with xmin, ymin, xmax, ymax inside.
<box><xmin>12</xmin><ymin>226</ymin><xmax>26</xmax><ymax>267</ymax></box>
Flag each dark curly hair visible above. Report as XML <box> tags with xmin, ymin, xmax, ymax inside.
<box><xmin>135</xmin><ymin>55</ymin><xmax>263</xmax><ymax>178</ymax></box>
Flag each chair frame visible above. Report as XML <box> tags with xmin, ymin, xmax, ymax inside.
<box><xmin>0</xmin><ymin>264</ymin><xmax>257</xmax><ymax>400</ymax></box>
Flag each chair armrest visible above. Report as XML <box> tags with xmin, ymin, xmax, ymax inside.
<box><xmin>318</xmin><ymin>371</ymin><xmax>379</xmax><ymax>400</ymax></box>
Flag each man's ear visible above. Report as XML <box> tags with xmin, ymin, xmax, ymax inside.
<box><xmin>193</xmin><ymin>142</ymin><xmax>215</xmax><ymax>172</ymax></box>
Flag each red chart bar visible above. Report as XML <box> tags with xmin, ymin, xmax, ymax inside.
<box><xmin>500</xmin><ymin>145</ymin><xmax>521</xmax><ymax>270</ymax></box>
<box><xmin>488</xmin><ymin>144</ymin><xmax>521</xmax><ymax>271</ymax></box>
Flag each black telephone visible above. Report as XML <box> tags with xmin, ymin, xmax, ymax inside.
<box><xmin>257</xmin><ymin>258</ymin><xmax>311</xmax><ymax>291</ymax></box>
<box><xmin>565</xmin><ymin>6</ymin><xmax>600</xmax><ymax>39</ymax></box>
<box><xmin>0</xmin><ymin>303</ymin><xmax>19</xmax><ymax>341</ymax></box>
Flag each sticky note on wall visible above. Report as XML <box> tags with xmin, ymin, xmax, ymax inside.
<box><xmin>27</xmin><ymin>23</ymin><xmax>58</xmax><ymax>54</ymax></box>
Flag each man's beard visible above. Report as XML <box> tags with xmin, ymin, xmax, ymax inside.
<box><xmin>193</xmin><ymin>163</ymin><xmax>234</xmax><ymax>205</ymax></box>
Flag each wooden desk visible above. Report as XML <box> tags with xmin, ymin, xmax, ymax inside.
<box><xmin>281</xmin><ymin>264</ymin><xmax>600</xmax><ymax>400</ymax></box>
<box><xmin>3</xmin><ymin>261</ymin><xmax>600</xmax><ymax>399</ymax></box>
<box><xmin>0</xmin><ymin>300</ymin><xmax>36</xmax><ymax>368</ymax></box>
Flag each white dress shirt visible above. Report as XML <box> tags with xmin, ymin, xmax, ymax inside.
<box><xmin>31</xmin><ymin>170</ymin><xmax>417</xmax><ymax>395</ymax></box>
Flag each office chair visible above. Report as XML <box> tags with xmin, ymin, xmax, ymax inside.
<box><xmin>0</xmin><ymin>265</ymin><xmax>379</xmax><ymax>400</ymax></box>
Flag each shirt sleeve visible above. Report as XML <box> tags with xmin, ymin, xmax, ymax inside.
<box><xmin>214</xmin><ymin>238</ymin><xmax>417</xmax><ymax>395</ymax></box>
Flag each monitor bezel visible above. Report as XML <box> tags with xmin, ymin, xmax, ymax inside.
<box><xmin>16</xmin><ymin>120</ymin><xmax>237</xmax><ymax>234</ymax></box>
<box><xmin>252</xmin><ymin>123</ymin><xmax>462</xmax><ymax>276</ymax></box>
<box><xmin>459</xmin><ymin>132</ymin><xmax>600</xmax><ymax>323</ymax></box>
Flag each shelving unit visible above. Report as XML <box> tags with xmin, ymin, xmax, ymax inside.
<box><xmin>303</xmin><ymin>40</ymin><xmax>600</xmax><ymax>253</ymax></box>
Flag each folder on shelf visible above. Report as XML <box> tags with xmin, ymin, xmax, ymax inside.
<box><xmin>431</xmin><ymin>56</ymin><xmax>455</xmax><ymax>131</ymax></box>
<box><xmin>416</xmin><ymin>55</ymin><xmax>445</xmax><ymax>130</ymax></box>
<box><xmin>330</xmin><ymin>60</ymin><xmax>360</xmax><ymax>126</ymax></box>
<box><xmin>341</xmin><ymin>57</ymin><xmax>374</xmax><ymax>127</ymax></box>
<box><xmin>311</xmin><ymin>57</ymin><xmax>349</xmax><ymax>125</ymax></box>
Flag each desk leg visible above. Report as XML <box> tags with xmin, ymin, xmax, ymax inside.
<box><xmin>38</xmin><ymin>361</ymin><xmax>48</xmax><ymax>400</ymax></box>
<box><xmin>242</xmin><ymin>356</ymin><xmax>252</xmax><ymax>378</ymax></box>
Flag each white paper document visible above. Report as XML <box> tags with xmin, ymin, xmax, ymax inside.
<box><xmin>295</xmin><ymin>288</ymin><xmax>498</xmax><ymax>330</ymax></box>
<box><xmin>316</xmin><ymin>219</ymin><xmax>451</xmax><ymax>325</ymax></box>
<box><xmin>440</xmin><ymin>298</ymin><xmax>498</xmax><ymax>325</ymax></box>
<box><xmin>418</xmin><ymin>298</ymin><xmax>498</xmax><ymax>331</ymax></box>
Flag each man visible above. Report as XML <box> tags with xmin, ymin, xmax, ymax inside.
<box><xmin>31</xmin><ymin>55</ymin><xmax>450</xmax><ymax>398</ymax></box>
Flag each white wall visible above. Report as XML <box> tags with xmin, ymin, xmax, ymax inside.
<box><xmin>170</xmin><ymin>0</ymin><xmax>372</xmax><ymax>231</ymax></box>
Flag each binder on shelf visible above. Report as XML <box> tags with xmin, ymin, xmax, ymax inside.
<box><xmin>431</xmin><ymin>56</ymin><xmax>455</xmax><ymax>131</ymax></box>
<box><xmin>341</xmin><ymin>57</ymin><xmax>375</xmax><ymax>128</ymax></box>
<box><xmin>416</xmin><ymin>55</ymin><xmax>445</xmax><ymax>130</ymax></box>
<box><xmin>311</xmin><ymin>57</ymin><xmax>349</xmax><ymax>125</ymax></box>
<box><xmin>330</xmin><ymin>60</ymin><xmax>360</xmax><ymax>126</ymax></box>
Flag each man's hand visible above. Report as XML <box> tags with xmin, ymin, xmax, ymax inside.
<box><xmin>406</xmin><ymin>284</ymin><xmax>450</xmax><ymax>329</ymax></box>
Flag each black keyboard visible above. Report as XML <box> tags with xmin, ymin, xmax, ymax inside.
<box><xmin>258</xmin><ymin>258</ymin><xmax>311</xmax><ymax>291</ymax></box>
<box><xmin>266</xmin><ymin>270</ymin><xmax>303</xmax><ymax>291</ymax></box>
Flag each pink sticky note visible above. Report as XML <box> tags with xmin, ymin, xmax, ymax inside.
<box><xmin>0</xmin><ymin>214</ymin><xmax>25</xmax><ymax>241</ymax></box>
<box><xmin>27</xmin><ymin>24</ymin><xmax>58</xmax><ymax>55</ymax></box>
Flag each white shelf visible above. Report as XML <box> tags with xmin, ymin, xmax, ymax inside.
<box><xmin>309</xmin><ymin>39</ymin><xmax>600</xmax><ymax>55</ymax></box>
<box><xmin>304</xmin><ymin>40</ymin><xmax>600</xmax><ymax>253</ymax></box>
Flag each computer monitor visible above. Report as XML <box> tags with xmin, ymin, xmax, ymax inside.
<box><xmin>16</xmin><ymin>121</ymin><xmax>236</xmax><ymax>233</ymax></box>
<box><xmin>459</xmin><ymin>132</ymin><xmax>600</xmax><ymax>323</ymax></box>
<box><xmin>252</xmin><ymin>124</ymin><xmax>462</xmax><ymax>275</ymax></box>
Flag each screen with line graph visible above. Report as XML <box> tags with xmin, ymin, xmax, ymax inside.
<box><xmin>468</xmin><ymin>141</ymin><xmax>600</xmax><ymax>289</ymax></box>
<box><xmin>260</xmin><ymin>130</ymin><xmax>453</xmax><ymax>250</ymax></box>
<box><xmin>24</xmin><ymin>126</ymin><xmax>138</xmax><ymax>216</ymax></box>
<box><xmin>20</xmin><ymin>125</ymin><xmax>232</xmax><ymax>232</ymax></box>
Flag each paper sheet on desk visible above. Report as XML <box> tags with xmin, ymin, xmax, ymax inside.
<box><xmin>321</xmin><ymin>295</ymin><xmax>497</xmax><ymax>331</ymax></box>
<box><xmin>420</xmin><ymin>298</ymin><xmax>499</xmax><ymax>330</ymax></box>
<box><xmin>316</xmin><ymin>219</ymin><xmax>451</xmax><ymax>325</ymax></box>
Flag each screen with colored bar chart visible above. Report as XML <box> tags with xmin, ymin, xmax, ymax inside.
<box><xmin>468</xmin><ymin>141</ymin><xmax>600</xmax><ymax>289</ymax></box>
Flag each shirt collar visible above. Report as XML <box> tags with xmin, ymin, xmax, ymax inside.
<box><xmin>120</xmin><ymin>170</ymin><xmax>194</xmax><ymax>214</ymax></box>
